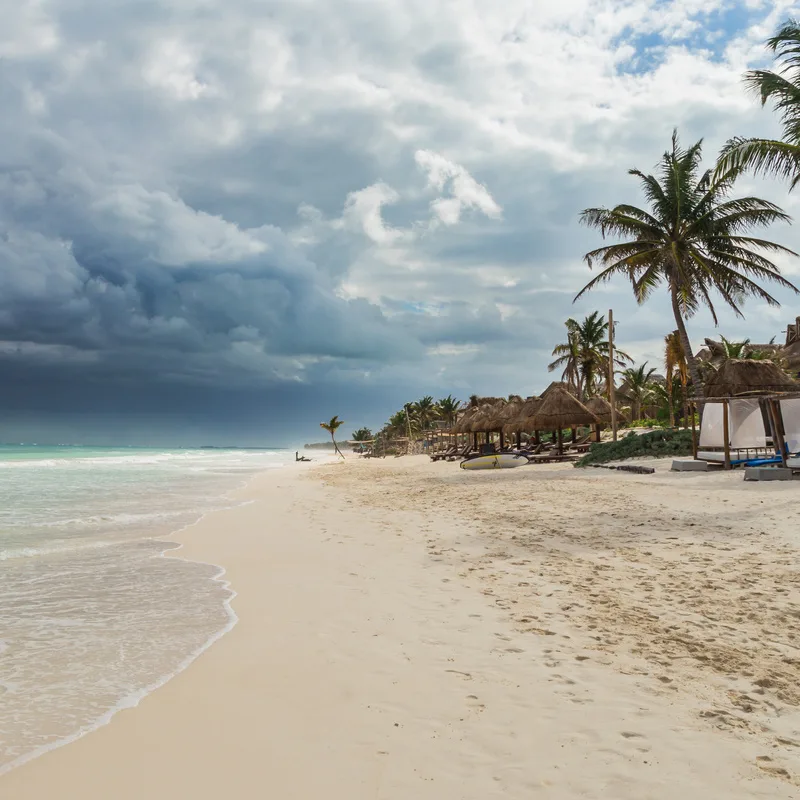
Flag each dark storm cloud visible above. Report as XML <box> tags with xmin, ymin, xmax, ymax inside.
<box><xmin>2</xmin><ymin>0</ymin><xmax>799</xmax><ymax>443</ymax></box>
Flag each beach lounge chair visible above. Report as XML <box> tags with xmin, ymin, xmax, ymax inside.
<box><xmin>430</xmin><ymin>444</ymin><xmax>457</xmax><ymax>462</ymax></box>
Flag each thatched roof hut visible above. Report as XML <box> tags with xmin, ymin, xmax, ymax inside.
<box><xmin>504</xmin><ymin>396</ymin><xmax>542</xmax><ymax>433</ymax></box>
<box><xmin>527</xmin><ymin>388</ymin><xmax>599</xmax><ymax>430</ymax></box>
<box><xmin>540</xmin><ymin>381</ymin><xmax>576</xmax><ymax>399</ymax></box>
<box><xmin>704</xmin><ymin>359</ymin><xmax>798</xmax><ymax>399</ymax></box>
<box><xmin>584</xmin><ymin>396</ymin><xmax>616</xmax><ymax>424</ymax></box>
<box><xmin>469</xmin><ymin>399</ymin><xmax>509</xmax><ymax>432</ymax></box>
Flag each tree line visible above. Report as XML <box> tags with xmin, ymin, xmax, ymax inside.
<box><xmin>329</xmin><ymin>21</ymin><xmax>800</xmax><ymax>451</ymax></box>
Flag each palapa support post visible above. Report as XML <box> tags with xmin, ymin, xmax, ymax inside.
<box><xmin>595</xmin><ymin>424</ymin><xmax>601</xmax><ymax>443</ymax></box>
<box><xmin>499</xmin><ymin>430</ymin><xmax>505</xmax><ymax>451</ymax></box>
<box><xmin>571</xmin><ymin>427</ymin><xmax>577</xmax><ymax>444</ymax></box>
<box><xmin>608</xmin><ymin>309</ymin><xmax>618</xmax><ymax>442</ymax></box>
<box><xmin>556</xmin><ymin>427</ymin><xmax>563</xmax><ymax>455</ymax></box>
<box><xmin>722</xmin><ymin>400</ymin><xmax>731</xmax><ymax>470</ymax></box>
<box><xmin>769</xmin><ymin>399</ymin><xmax>789</xmax><ymax>467</ymax></box>
<box><xmin>534</xmin><ymin>430</ymin><xmax>540</xmax><ymax>445</ymax></box>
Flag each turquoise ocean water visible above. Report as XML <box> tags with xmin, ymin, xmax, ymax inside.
<box><xmin>0</xmin><ymin>444</ymin><xmax>293</xmax><ymax>773</ymax></box>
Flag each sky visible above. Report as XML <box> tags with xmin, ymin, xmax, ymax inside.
<box><xmin>3</xmin><ymin>0</ymin><xmax>800</xmax><ymax>446</ymax></box>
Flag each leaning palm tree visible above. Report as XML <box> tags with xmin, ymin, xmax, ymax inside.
<box><xmin>620</xmin><ymin>363</ymin><xmax>658</xmax><ymax>421</ymax></box>
<box><xmin>576</xmin><ymin>130</ymin><xmax>798</xmax><ymax>404</ymax></box>
<box><xmin>717</xmin><ymin>20</ymin><xmax>800</xmax><ymax>188</ymax></box>
<box><xmin>320</xmin><ymin>415</ymin><xmax>345</xmax><ymax>458</ymax></box>
<box><xmin>665</xmin><ymin>331</ymin><xmax>688</xmax><ymax>428</ymax></box>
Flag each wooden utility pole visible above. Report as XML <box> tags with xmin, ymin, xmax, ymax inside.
<box><xmin>608</xmin><ymin>309</ymin><xmax>618</xmax><ymax>442</ymax></box>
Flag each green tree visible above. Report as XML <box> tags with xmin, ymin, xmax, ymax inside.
<box><xmin>320</xmin><ymin>415</ymin><xmax>346</xmax><ymax>458</ymax></box>
<box><xmin>548</xmin><ymin>324</ymin><xmax>581</xmax><ymax>395</ymax></box>
<box><xmin>550</xmin><ymin>313</ymin><xmax>631</xmax><ymax>399</ymax></box>
<box><xmin>437</xmin><ymin>395</ymin><xmax>461</xmax><ymax>427</ymax></box>
<box><xmin>620</xmin><ymin>363</ymin><xmax>658</xmax><ymax>421</ymax></box>
<box><xmin>717</xmin><ymin>21</ymin><xmax>800</xmax><ymax>188</ymax></box>
<box><xmin>413</xmin><ymin>396</ymin><xmax>437</xmax><ymax>430</ymax></box>
<box><xmin>576</xmin><ymin>131</ymin><xmax>798</xmax><ymax>404</ymax></box>
<box><xmin>351</xmin><ymin>427</ymin><xmax>373</xmax><ymax>441</ymax></box>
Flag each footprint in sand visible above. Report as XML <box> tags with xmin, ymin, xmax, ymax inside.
<box><xmin>445</xmin><ymin>669</ymin><xmax>473</xmax><ymax>680</ymax></box>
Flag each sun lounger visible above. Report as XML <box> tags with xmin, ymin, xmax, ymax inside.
<box><xmin>527</xmin><ymin>453</ymin><xmax>580</xmax><ymax>464</ymax></box>
<box><xmin>430</xmin><ymin>444</ymin><xmax>457</xmax><ymax>462</ymax></box>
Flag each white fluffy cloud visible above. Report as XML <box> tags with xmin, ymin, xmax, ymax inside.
<box><xmin>2</xmin><ymin>0</ymin><xmax>800</xmax><ymax>441</ymax></box>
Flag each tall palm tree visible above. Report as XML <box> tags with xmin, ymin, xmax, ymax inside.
<box><xmin>717</xmin><ymin>20</ymin><xmax>800</xmax><ymax>188</ymax></box>
<box><xmin>437</xmin><ymin>395</ymin><xmax>461</xmax><ymax>428</ymax></box>
<box><xmin>576</xmin><ymin>131</ymin><xmax>798</xmax><ymax>403</ymax></box>
<box><xmin>620</xmin><ymin>363</ymin><xmax>658</xmax><ymax>421</ymax></box>
<box><xmin>320</xmin><ymin>415</ymin><xmax>345</xmax><ymax>458</ymax></box>
<box><xmin>413</xmin><ymin>396</ymin><xmax>437</xmax><ymax>430</ymax></box>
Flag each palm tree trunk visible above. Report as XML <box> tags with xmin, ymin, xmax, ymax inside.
<box><xmin>670</xmin><ymin>286</ymin><xmax>704</xmax><ymax>403</ymax></box>
<box><xmin>330</xmin><ymin>432</ymin><xmax>343</xmax><ymax>458</ymax></box>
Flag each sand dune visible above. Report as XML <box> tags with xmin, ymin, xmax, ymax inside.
<box><xmin>3</xmin><ymin>456</ymin><xmax>799</xmax><ymax>797</ymax></box>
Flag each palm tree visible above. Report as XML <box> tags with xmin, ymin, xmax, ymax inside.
<box><xmin>665</xmin><ymin>331</ymin><xmax>688</xmax><ymax>427</ymax></box>
<box><xmin>351</xmin><ymin>427</ymin><xmax>372</xmax><ymax>442</ymax></box>
<box><xmin>320</xmin><ymin>415</ymin><xmax>345</xmax><ymax>458</ymax></box>
<box><xmin>437</xmin><ymin>395</ymin><xmax>461</xmax><ymax>428</ymax></box>
<box><xmin>548</xmin><ymin>323</ymin><xmax>582</xmax><ymax>395</ymax></box>
<box><xmin>413</xmin><ymin>396</ymin><xmax>437</xmax><ymax>430</ymax></box>
<box><xmin>576</xmin><ymin>130</ymin><xmax>798</xmax><ymax>404</ymax></box>
<box><xmin>717</xmin><ymin>20</ymin><xmax>800</xmax><ymax>188</ymax></box>
<box><xmin>620</xmin><ymin>363</ymin><xmax>658</xmax><ymax>421</ymax></box>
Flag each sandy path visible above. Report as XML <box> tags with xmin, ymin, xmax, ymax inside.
<box><xmin>2</xmin><ymin>458</ymin><xmax>798</xmax><ymax>798</ymax></box>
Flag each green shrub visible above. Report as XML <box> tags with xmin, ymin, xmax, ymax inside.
<box><xmin>575</xmin><ymin>428</ymin><xmax>694</xmax><ymax>466</ymax></box>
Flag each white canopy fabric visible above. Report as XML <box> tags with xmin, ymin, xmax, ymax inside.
<box><xmin>699</xmin><ymin>402</ymin><xmax>725</xmax><ymax>448</ymax></box>
<box><xmin>729</xmin><ymin>399</ymin><xmax>768</xmax><ymax>450</ymax></box>
<box><xmin>699</xmin><ymin>399</ymin><xmax>768</xmax><ymax>450</ymax></box>
<box><xmin>780</xmin><ymin>398</ymin><xmax>800</xmax><ymax>453</ymax></box>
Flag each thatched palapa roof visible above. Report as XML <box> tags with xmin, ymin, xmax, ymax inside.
<box><xmin>503</xmin><ymin>396</ymin><xmax>542</xmax><ymax>433</ymax></box>
<box><xmin>584</xmin><ymin>396</ymin><xmax>615</xmax><ymax>424</ymax></box>
<box><xmin>704</xmin><ymin>359</ymin><xmax>798</xmax><ymax>399</ymax></box>
<box><xmin>527</xmin><ymin>388</ymin><xmax>599</xmax><ymax>430</ymax></box>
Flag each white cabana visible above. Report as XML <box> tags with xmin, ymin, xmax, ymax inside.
<box><xmin>697</xmin><ymin>398</ymin><xmax>770</xmax><ymax>464</ymax></box>
<box><xmin>780</xmin><ymin>398</ymin><xmax>800</xmax><ymax>454</ymax></box>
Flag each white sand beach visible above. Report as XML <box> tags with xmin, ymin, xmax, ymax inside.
<box><xmin>3</xmin><ymin>456</ymin><xmax>800</xmax><ymax>798</ymax></box>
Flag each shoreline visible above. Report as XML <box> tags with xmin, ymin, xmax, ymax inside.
<box><xmin>3</xmin><ymin>456</ymin><xmax>799</xmax><ymax>798</ymax></box>
<box><xmin>0</xmin><ymin>458</ymin><xmax>286</xmax><ymax>778</ymax></box>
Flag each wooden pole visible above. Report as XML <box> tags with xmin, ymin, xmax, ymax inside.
<box><xmin>770</xmin><ymin>399</ymin><xmax>788</xmax><ymax>467</ymax></box>
<box><xmin>722</xmin><ymin>400</ymin><xmax>731</xmax><ymax>470</ymax></box>
<box><xmin>557</xmin><ymin>427</ymin><xmax>563</xmax><ymax>455</ymax></box>
<box><xmin>690</xmin><ymin>402</ymin><xmax>697</xmax><ymax>459</ymax></box>
<box><xmin>595</xmin><ymin>423</ymin><xmax>601</xmax><ymax>443</ymax></box>
<box><xmin>608</xmin><ymin>309</ymin><xmax>618</xmax><ymax>442</ymax></box>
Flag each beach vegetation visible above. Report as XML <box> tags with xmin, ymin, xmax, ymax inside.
<box><xmin>618</xmin><ymin>363</ymin><xmax>659</xmax><ymax>420</ymax></box>
<box><xmin>320</xmin><ymin>415</ymin><xmax>346</xmax><ymax>458</ymax></box>
<box><xmin>575</xmin><ymin>428</ymin><xmax>694</xmax><ymax>466</ymax></box>
<box><xmin>577</xmin><ymin>130</ymin><xmax>798</xmax><ymax>404</ymax></box>
<box><xmin>549</xmin><ymin>311</ymin><xmax>631</xmax><ymax>400</ymax></box>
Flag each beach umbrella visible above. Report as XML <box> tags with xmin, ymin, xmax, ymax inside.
<box><xmin>527</xmin><ymin>388</ymin><xmax>599</xmax><ymax>454</ymax></box>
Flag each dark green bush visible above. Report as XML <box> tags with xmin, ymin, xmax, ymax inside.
<box><xmin>575</xmin><ymin>428</ymin><xmax>693</xmax><ymax>466</ymax></box>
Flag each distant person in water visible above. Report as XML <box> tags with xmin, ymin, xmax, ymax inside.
<box><xmin>295</xmin><ymin>451</ymin><xmax>311</xmax><ymax>462</ymax></box>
